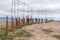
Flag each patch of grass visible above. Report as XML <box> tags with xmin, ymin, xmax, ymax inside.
<box><xmin>48</xmin><ymin>20</ymin><xmax>54</xmax><ymax>22</ymax></box>
<box><xmin>0</xmin><ymin>29</ymin><xmax>6</xmax><ymax>37</ymax></box>
<box><xmin>8</xmin><ymin>29</ymin><xmax>14</xmax><ymax>32</ymax></box>
<box><xmin>15</xmin><ymin>30</ymin><xmax>31</xmax><ymax>37</ymax></box>
<box><xmin>8</xmin><ymin>29</ymin><xmax>32</xmax><ymax>37</ymax></box>
<box><xmin>0</xmin><ymin>32</ymin><xmax>6</xmax><ymax>37</ymax></box>
<box><xmin>0</xmin><ymin>23</ymin><xmax>32</xmax><ymax>40</ymax></box>
<box><xmin>52</xmin><ymin>35</ymin><xmax>60</xmax><ymax>39</ymax></box>
<box><xmin>0</xmin><ymin>28</ymin><xmax>6</xmax><ymax>30</ymax></box>
<box><xmin>0</xmin><ymin>29</ymin><xmax>14</xmax><ymax>40</ymax></box>
<box><xmin>1</xmin><ymin>36</ymin><xmax>13</xmax><ymax>40</ymax></box>
<box><xmin>41</xmin><ymin>29</ymin><xmax>53</xmax><ymax>34</ymax></box>
<box><xmin>0</xmin><ymin>32</ymin><xmax>13</xmax><ymax>40</ymax></box>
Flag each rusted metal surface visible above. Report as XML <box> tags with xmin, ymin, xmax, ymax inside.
<box><xmin>22</xmin><ymin>17</ymin><xmax>25</xmax><ymax>25</ymax></box>
<box><xmin>16</xmin><ymin>18</ymin><xmax>18</xmax><ymax>26</ymax></box>
<box><xmin>6</xmin><ymin>16</ymin><xmax>8</xmax><ymax>35</ymax></box>
<box><xmin>26</xmin><ymin>16</ymin><xmax>29</xmax><ymax>24</ymax></box>
<box><xmin>18</xmin><ymin>17</ymin><xmax>20</xmax><ymax>26</ymax></box>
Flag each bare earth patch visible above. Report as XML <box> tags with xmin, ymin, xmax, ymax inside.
<box><xmin>22</xmin><ymin>22</ymin><xmax>60</xmax><ymax>40</ymax></box>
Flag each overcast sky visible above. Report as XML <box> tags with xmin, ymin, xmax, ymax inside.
<box><xmin>0</xmin><ymin>0</ymin><xmax>60</xmax><ymax>18</ymax></box>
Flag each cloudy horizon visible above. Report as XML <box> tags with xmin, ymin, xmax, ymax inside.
<box><xmin>0</xmin><ymin>0</ymin><xmax>60</xmax><ymax>18</ymax></box>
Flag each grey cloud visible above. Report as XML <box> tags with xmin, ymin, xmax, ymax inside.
<box><xmin>0</xmin><ymin>0</ymin><xmax>60</xmax><ymax>16</ymax></box>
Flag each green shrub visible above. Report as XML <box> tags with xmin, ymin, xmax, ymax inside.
<box><xmin>15</xmin><ymin>30</ymin><xmax>31</xmax><ymax>37</ymax></box>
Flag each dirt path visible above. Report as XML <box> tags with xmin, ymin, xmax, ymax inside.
<box><xmin>22</xmin><ymin>22</ymin><xmax>60</xmax><ymax>40</ymax></box>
